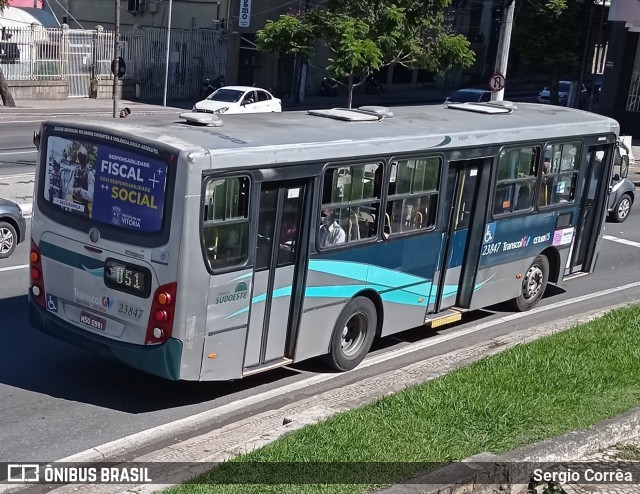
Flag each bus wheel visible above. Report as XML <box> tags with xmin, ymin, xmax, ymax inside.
<box><xmin>324</xmin><ymin>296</ymin><xmax>377</xmax><ymax>372</ymax></box>
<box><xmin>0</xmin><ymin>221</ymin><xmax>17</xmax><ymax>259</ymax></box>
<box><xmin>511</xmin><ymin>255</ymin><xmax>549</xmax><ymax>311</ymax></box>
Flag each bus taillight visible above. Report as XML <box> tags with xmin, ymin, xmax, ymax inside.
<box><xmin>30</xmin><ymin>240</ymin><xmax>45</xmax><ymax>308</ymax></box>
<box><xmin>146</xmin><ymin>282</ymin><xmax>177</xmax><ymax>345</ymax></box>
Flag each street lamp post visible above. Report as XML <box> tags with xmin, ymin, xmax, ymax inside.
<box><xmin>162</xmin><ymin>0</ymin><xmax>173</xmax><ymax>107</ymax></box>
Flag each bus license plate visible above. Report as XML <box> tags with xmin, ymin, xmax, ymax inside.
<box><xmin>79</xmin><ymin>311</ymin><xmax>106</xmax><ymax>331</ymax></box>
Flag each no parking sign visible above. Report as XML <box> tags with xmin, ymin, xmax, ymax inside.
<box><xmin>489</xmin><ymin>73</ymin><xmax>505</xmax><ymax>92</ymax></box>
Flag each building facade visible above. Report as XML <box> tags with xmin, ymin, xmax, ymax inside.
<box><xmin>601</xmin><ymin>0</ymin><xmax>640</xmax><ymax>136</ymax></box>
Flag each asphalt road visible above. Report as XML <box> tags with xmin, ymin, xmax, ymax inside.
<box><xmin>1</xmin><ymin>107</ymin><xmax>639</xmax><ymax>466</ymax></box>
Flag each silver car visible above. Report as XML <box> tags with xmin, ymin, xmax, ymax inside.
<box><xmin>0</xmin><ymin>198</ymin><xmax>27</xmax><ymax>258</ymax></box>
<box><xmin>608</xmin><ymin>151</ymin><xmax>635</xmax><ymax>223</ymax></box>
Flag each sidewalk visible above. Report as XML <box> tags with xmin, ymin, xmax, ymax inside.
<box><xmin>0</xmin><ymin>97</ymin><xmax>189</xmax><ymax>115</ymax></box>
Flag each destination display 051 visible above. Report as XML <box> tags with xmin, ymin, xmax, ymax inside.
<box><xmin>104</xmin><ymin>259</ymin><xmax>150</xmax><ymax>297</ymax></box>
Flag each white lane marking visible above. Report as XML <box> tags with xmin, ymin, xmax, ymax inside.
<box><xmin>0</xmin><ymin>150</ymin><xmax>36</xmax><ymax>156</ymax></box>
<box><xmin>603</xmin><ymin>234</ymin><xmax>640</xmax><ymax>249</ymax></box>
<box><xmin>57</xmin><ymin>280</ymin><xmax>640</xmax><ymax>463</ymax></box>
<box><xmin>0</xmin><ymin>264</ymin><xmax>28</xmax><ymax>273</ymax></box>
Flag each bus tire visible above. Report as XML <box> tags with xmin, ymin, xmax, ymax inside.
<box><xmin>510</xmin><ymin>255</ymin><xmax>549</xmax><ymax>312</ymax></box>
<box><xmin>0</xmin><ymin>221</ymin><xmax>17</xmax><ymax>259</ymax></box>
<box><xmin>324</xmin><ymin>296</ymin><xmax>377</xmax><ymax>372</ymax></box>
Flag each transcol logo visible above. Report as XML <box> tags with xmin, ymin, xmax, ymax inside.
<box><xmin>502</xmin><ymin>236</ymin><xmax>531</xmax><ymax>251</ymax></box>
<box><xmin>102</xmin><ymin>297</ymin><xmax>114</xmax><ymax>309</ymax></box>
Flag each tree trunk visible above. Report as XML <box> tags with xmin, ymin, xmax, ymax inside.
<box><xmin>0</xmin><ymin>66</ymin><xmax>16</xmax><ymax>107</ymax></box>
<box><xmin>347</xmin><ymin>75</ymin><xmax>354</xmax><ymax>109</ymax></box>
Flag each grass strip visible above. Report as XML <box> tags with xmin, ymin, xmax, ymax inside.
<box><xmin>166</xmin><ymin>305</ymin><xmax>640</xmax><ymax>494</ymax></box>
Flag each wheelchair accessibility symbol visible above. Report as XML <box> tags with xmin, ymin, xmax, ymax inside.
<box><xmin>46</xmin><ymin>294</ymin><xmax>58</xmax><ymax>312</ymax></box>
<box><xmin>484</xmin><ymin>223</ymin><xmax>496</xmax><ymax>244</ymax></box>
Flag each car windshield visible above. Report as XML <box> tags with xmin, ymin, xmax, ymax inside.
<box><xmin>207</xmin><ymin>89</ymin><xmax>243</xmax><ymax>103</ymax></box>
<box><xmin>449</xmin><ymin>90</ymin><xmax>481</xmax><ymax>103</ymax></box>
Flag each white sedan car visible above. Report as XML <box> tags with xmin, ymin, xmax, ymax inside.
<box><xmin>192</xmin><ymin>86</ymin><xmax>282</xmax><ymax>114</ymax></box>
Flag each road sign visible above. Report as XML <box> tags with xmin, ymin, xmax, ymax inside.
<box><xmin>489</xmin><ymin>73</ymin><xmax>505</xmax><ymax>92</ymax></box>
<box><xmin>111</xmin><ymin>57</ymin><xmax>126</xmax><ymax>79</ymax></box>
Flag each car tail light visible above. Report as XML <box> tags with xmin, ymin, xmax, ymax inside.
<box><xmin>145</xmin><ymin>282</ymin><xmax>177</xmax><ymax>345</ymax></box>
<box><xmin>30</xmin><ymin>240</ymin><xmax>45</xmax><ymax>308</ymax></box>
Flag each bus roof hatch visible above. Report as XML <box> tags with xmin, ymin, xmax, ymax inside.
<box><xmin>307</xmin><ymin>107</ymin><xmax>392</xmax><ymax>122</ymax></box>
<box><xmin>446</xmin><ymin>101</ymin><xmax>516</xmax><ymax>114</ymax></box>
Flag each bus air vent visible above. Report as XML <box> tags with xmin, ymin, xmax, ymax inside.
<box><xmin>179</xmin><ymin>112</ymin><xmax>224</xmax><ymax>126</ymax></box>
<box><xmin>446</xmin><ymin>101</ymin><xmax>516</xmax><ymax>114</ymax></box>
<box><xmin>307</xmin><ymin>107</ymin><xmax>390</xmax><ymax>122</ymax></box>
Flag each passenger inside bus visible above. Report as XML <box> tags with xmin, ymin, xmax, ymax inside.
<box><xmin>318</xmin><ymin>209</ymin><xmax>346</xmax><ymax>247</ymax></box>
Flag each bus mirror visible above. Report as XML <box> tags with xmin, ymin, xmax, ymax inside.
<box><xmin>620</xmin><ymin>154</ymin><xmax>630</xmax><ymax>179</ymax></box>
<box><xmin>33</xmin><ymin>131</ymin><xmax>41</xmax><ymax>150</ymax></box>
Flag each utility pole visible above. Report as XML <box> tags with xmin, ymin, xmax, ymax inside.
<box><xmin>112</xmin><ymin>0</ymin><xmax>120</xmax><ymax>118</ymax></box>
<box><xmin>491</xmin><ymin>0</ymin><xmax>515</xmax><ymax>102</ymax></box>
<box><xmin>163</xmin><ymin>0</ymin><xmax>174</xmax><ymax>107</ymax></box>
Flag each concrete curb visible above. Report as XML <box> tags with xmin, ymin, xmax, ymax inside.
<box><xmin>371</xmin><ymin>408</ymin><xmax>640</xmax><ymax>494</ymax></box>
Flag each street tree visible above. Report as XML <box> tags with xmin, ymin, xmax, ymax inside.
<box><xmin>0</xmin><ymin>0</ymin><xmax>17</xmax><ymax>107</ymax></box>
<box><xmin>256</xmin><ymin>1</ymin><xmax>475</xmax><ymax>108</ymax></box>
<box><xmin>514</xmin><ymin>0</ymin><xmax>588</xmax><ymax>106</ymax></box>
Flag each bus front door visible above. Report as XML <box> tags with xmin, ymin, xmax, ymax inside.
<box><xmin>243</xmin><ymin>180</ymin><xmax>310</xmax><ymax>374</ymax></box>
<box><xmin>568</xmin><ymin>144</ymin><xmax>613</xmax><ymax>273</ymax></box>
<box><xmin>436</xmin><ymin>158</ymin><xmax>490</xmax><ymax>311</ymax></box>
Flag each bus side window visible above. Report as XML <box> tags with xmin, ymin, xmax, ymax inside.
<box><xmin>202</xmin><ymin>176</ymin><xmax>250</xmax><ymax>270</ymax></box>
<box><xmin>537</xmin><ymin>142</ymin><xmax>581</xmax><ymax>208</ymax></box>
<box><xmin>319</xmin><ymin>162</ymin><xmax>382</xmax><ymax>248</ymax></box>
<box><xmin>494</xmin><ymin>146</ymin><xmax>539</xmax><ymax>216</ymax></box>
<box><xmin>386</xmin><ymin>156</ymin><xmax>440</xmax><ymax>236</ymax></box>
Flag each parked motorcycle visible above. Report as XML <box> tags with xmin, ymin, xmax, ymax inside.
<box><xmin>202</xmin><ymin>75</ymin><xmax>225</xmax><ymax>97</ymax></box>
<box><xmin>319</xmin><ymin>76</ymin><xmax>339</xmax><ymax>96</ymax></box>
<box><xmin>364</xmin><ymin>75</ymin><xmax>384</xmax><ymax>94</ymax></box>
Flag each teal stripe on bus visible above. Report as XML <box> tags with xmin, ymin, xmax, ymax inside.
<box><xmin>40</xmin><ymin>240</ymin><xmax>104</xmax><ymax>275</ymax></box>
<box><xmin>223</xmin><ymin>262</ymin><xmax>493</xmax><ymax>320</ymax></box>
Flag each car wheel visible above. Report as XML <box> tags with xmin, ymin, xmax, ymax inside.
<box><xmin>323</xmin><ymin>296</ymin><xmax>377</xmax><ymax>372</ymax></box>
<box><xmin>0</xmin><ymin>221</ymin><xmax>17</xmax><ymax>259</ymax></box>
<box><xmin>509</xmin><ymin>255</ymin><xmax>549</xmax><ymax>312</ymax></box>
<box><xmin>611</xmin><ymin>193</ymin><xmax>632</xmax><ymax>223</ymax></box>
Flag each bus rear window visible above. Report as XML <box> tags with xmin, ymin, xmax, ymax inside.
<box><xmin>43</xmin><ymin>136</ymin><xmax>168</xmax><ymax>233</ymax></box>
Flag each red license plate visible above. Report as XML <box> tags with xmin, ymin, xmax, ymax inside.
<box><xmin>79</xmin><ymin>311</ymin><xmax>106</xmax><ymax>331</ymax></box>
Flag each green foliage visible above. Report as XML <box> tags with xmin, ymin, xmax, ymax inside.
<box><xmin>257</xmin><ymin>15</ymin><xmax>315</xmax><ymax>60</ymax></box>
<box><xmin>514</xmin><ymin>0</ymin><xmax>588</xmax><ymax>78</ymax></box>
<box><xmin>256</xmin><ymin>0</ymin><xmax>475</xmax><ymax>107</ymax></box>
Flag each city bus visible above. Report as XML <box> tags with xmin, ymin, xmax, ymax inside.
<box><xmin>29</xmin><ymin>102</ymin><xmax>620</xmax><ymax>381</ymax></box>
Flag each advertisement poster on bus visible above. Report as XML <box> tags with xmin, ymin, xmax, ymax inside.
<box><xmin>44</xmin><ymin>136</ymin><xmax>168</xmax><ymax>233</ymax></box>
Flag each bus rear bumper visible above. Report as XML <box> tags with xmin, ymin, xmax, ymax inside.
<box><xmin>29</xmin><ymin>301</ymin><xmax>183</xmax><ymax>380</ymax></box>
